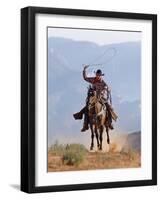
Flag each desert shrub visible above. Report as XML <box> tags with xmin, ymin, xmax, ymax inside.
<box><xmin>49</xmin><ymin>140</ymin><xmax>65</xmax><ymax>156</ymax></box>
<box><xmin>62</xmin><ymin>144</ymin><xmax>87</xmax><ymax>166</ymax></box>
<box><xmin>120</xmin><ymin>148</ymin><xmax>139</xmax><ymax>161</ymax></box>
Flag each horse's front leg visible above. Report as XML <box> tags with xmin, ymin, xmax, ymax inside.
<box><xmin>90</xmin><ymin>124</ymin><xmax>94</xmax><ymax>150</ymax></box>
<box><xmin>94</xmin><ymin>127</ymin><xmax>100</xmax><ymax>149</ymax></box>
<box><xmin>106</xmin><ymin>126</ymin><xmax>110</xmax><ymax>144</ymax></box>
<box><xmin>99</xmin><ymin>125</ymin><xmax>104</xmax><ymax>150</ymax></box>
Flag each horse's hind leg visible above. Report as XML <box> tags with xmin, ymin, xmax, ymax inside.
<box><xmin>106</xmin><ymin>126</ymin><xmax>110</xmax><ymax>144</ymax></box>
<box><xmin>90</xmin><ymin>124</ymin><xmax>94</xmax><ymax>150</ymax></box>
<box><xmin>99</xmin><ymin>126</ymin><xmax>104</xmax><ymax>150</ymax></box>
<box><xmin>94</xmin><ymin>127</ymin><xmax>100</xmax><ymax>149</ymax></box>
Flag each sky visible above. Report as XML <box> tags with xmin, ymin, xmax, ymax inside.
<box><xmin>48</xmin><ymin>27</ymin><xmax>141</xmax><ymax>46</ymax></box>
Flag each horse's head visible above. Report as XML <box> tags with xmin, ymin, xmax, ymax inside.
<box><xmin>87</xmin><ymin>87</ymin><xmax>97</xmax><ymax>113</ymax></box>
<box><xmin>87</xmin><ymin>86</ymin><xmax>106</xmax><ymax>117</ymax></box>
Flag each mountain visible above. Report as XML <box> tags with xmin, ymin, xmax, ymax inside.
<box><xmin>48</xmin><ymin>37</ymin><xmax>141</xmax><ymax>101</ymax></box>
<box><xmin>102</xmin><ymin>131</ymin><xmax>141</xmax><ymax>153</ymax></box>
<box><xmin>47</xmin><ymin>37</ymin><xmax>141</xmax><ymax>143</ymax></box>
<box><xmin>122</xmin><ymin>131</ymin><xmax>141</xmax><ymax>152</ymax></box>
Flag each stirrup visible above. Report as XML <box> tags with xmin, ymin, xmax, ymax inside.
<box><xmin>109</xmin><ymin>124</ymin><xmax>114</xmax><ymax>130</ymax></box>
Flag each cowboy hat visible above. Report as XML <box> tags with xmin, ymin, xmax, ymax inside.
<box><xmin>96</xmin><ymin>69</ymin><xmax>104</xmax><ymax>76</ymax></box>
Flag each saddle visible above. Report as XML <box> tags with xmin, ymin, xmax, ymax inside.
<box><xmin>73</xmin><ymin>86</ymin><xmax>118</xmax><ymax>122</ymax></box>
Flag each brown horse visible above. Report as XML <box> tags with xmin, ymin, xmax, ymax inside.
<box><xmin>87</xmin><ymin>88</ymin><xmax>110</xmax><ymax>151</ymax></box>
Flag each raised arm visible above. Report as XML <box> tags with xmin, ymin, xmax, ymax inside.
<box><xmin>82</xmin><ymin>65</ymin><xmax>94</xmax><ymax>84</ymax></box>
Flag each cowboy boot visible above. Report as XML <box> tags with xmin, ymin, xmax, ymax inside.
<box><xmin>108</xmin><ymin>114</ymin><xmax>114</xmax><ymax>130</ymax></box>
<box><xmin>81</xmin><ymin>112</ymin><xmax>89</xmax><ymax>132</ymax></box>
<box><xmin>73</xmin><ymin>107</ymin><xmax>86</xmax><ymax>120</ymax></box>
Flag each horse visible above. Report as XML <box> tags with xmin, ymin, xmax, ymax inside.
<box><xmin>87</xmin><ymin>87</ymin><xmax>110</xmax><ymax>151</ymax></box>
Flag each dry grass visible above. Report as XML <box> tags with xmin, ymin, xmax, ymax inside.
<box><xmin>48</xmin><ymin>142</ymin><xmax>141</xmax><ymax>172</ymax></box>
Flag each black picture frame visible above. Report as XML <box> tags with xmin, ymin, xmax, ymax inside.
<box><xmin>21</xmin><ymin>6</ymin><xmax>157</xmax><ymax>193</ymax></box>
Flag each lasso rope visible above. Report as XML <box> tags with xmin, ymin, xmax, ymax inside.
<box><xmin>84</xmin><ymin>47</ymin><xmax>117</xmax><ymax>67</ymax></box>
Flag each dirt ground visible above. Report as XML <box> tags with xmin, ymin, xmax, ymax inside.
<box><xmin>48</xmin><ymin>150</ymin><xmax>141</xmax><ymax>172</ymax></box>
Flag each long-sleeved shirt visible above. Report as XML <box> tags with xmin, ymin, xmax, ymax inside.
<box><xmin>83</xmin><ymin>69</ymin><xmax>111</xmax><ymax>101</ymax></box>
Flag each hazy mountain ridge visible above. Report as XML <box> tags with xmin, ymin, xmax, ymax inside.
<box><xmin>48</xmin><ymin>37</ymin><xmax>141</xmax><ymax>142</ymax></box>
<box><xmin>123</xmin><ymin>131</ymin><xmax>141</xmax><ymax>151</ymax></box>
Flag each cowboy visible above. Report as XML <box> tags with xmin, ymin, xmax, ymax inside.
<box><xmin>73</xmin><ymin>65</ymin><xmax>114</xmax><ymax>132</ymax></box>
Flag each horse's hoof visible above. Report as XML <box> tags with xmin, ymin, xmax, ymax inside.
<box><xmin>90</xmin><ymin>146</ymin><xmax>94</xmax><ymax>151</ymax></box>
<box><xmin>99</xmin><ymin>147</ymin><xmax>102</xmax><ymax>151</ymax></box>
